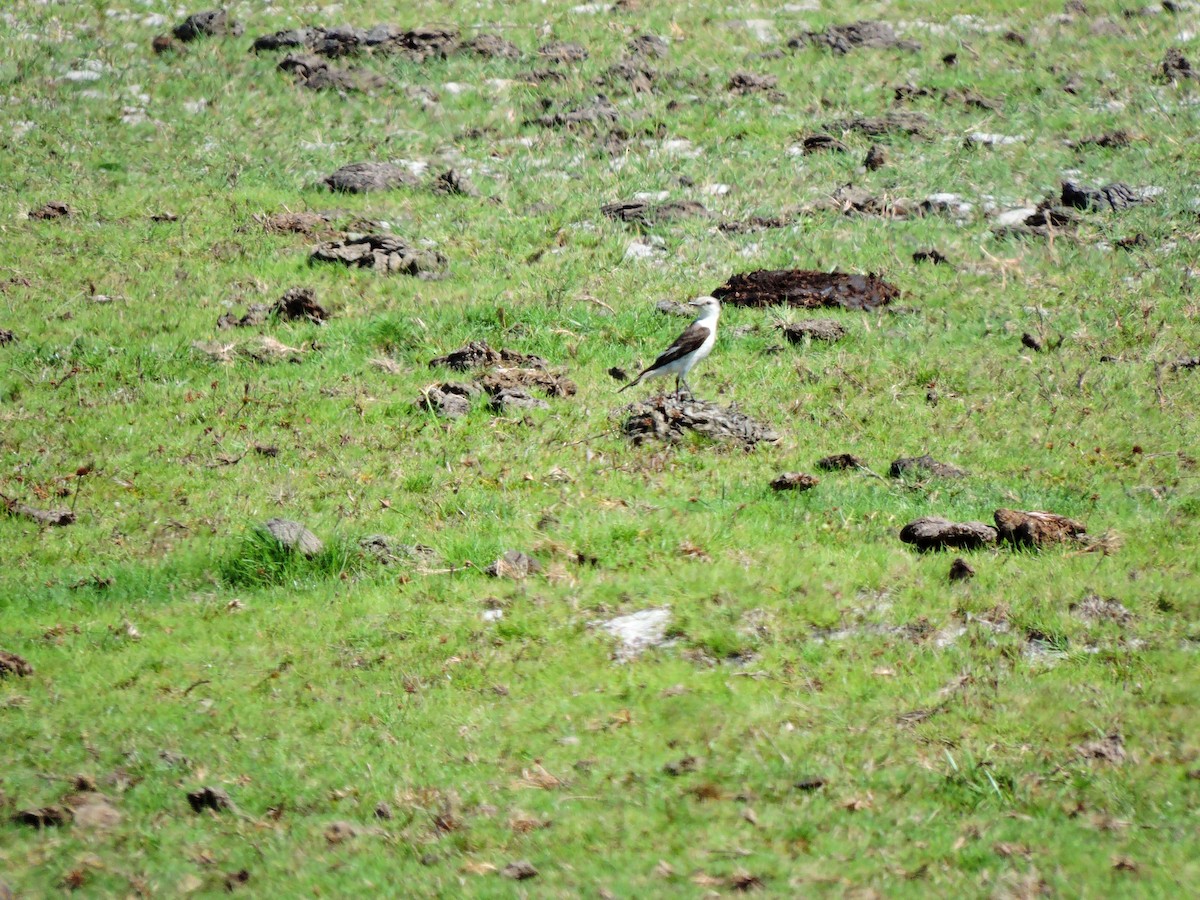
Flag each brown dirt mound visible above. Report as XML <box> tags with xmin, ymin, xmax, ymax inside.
<box><xmin>479</xmin><ymin>368</ymin><xmax>577</xmax><ymax>398</ymax></box>
<box><xmin>790</xmin><ymin>20</ymin><xmax>921</xmax><ymax>54</ymax></box>
<box><xmin>712</xmin><ymin>270</ymin><xmax>899</xmax><ymax>311</ymax></box>
<box><xmin>770</xmin><ymin>472</ymin><xmax>819</xmax><ymax>491</ymax></box>
<box><xmin>816</xmin><ymin>453</ymin><xmax>866</xmax><ymax>470</ymax></box>
<box><xmin>29</xmin><ymin>201</ymin><xmax>70</xmax><ymax>220</ymax></box>
<box><xmin>0</xmin><ymin>649</ymin><xmax>34</xmax><ymax>678</ymax></box>
<box><xmin>800</xmin><ymin>134</ymin><xmax>848</xmax><ymax>154</ymax></box>
<box><xmin>310</xmin><ymin>234</ymin><xmax>447</xmax><ymax>277</ymax></box>
<box><xmin>463</xmin><ymin>33</ymin><xmax>522</xmax><ymax>59</ymax></box>
<box><xmin>779</xmin><ymin>319</ymin><xmax>846</xmax><ymax>343</ymax></box>
<box><xmin>994</xmin><ymin>508</ymin><xmax>1087</xmax><ymax>547</ymax></box>
<box><xmin>323</xmin><ymin>162</ymin><xmax>418</xmax><ymax>194</ymax></box>
<box><xmin>620</xmin><ymin>396</ymin><xmax>779</xmax><ymax>449</ymax></box>
<box><xmin>173</xmin><ymin>9</ymin><xmax>242</xmax><ymax>42</ymax></box>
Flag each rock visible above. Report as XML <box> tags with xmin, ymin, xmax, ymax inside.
<box><xmin>28</xmin><ymin>201</ymin><xmax>71</xmax><ymax>220</ymax></box>
<box><xmin>790</xmin><ymin>20</ymin><xmax>921</xmax><ymax>54</ymax></box>
<box><xmin>712</xmin><ymin>269</ymin><xmax>899</xmax><ymax>311</ymax></box>
<box><xmin>310</xmin><ymin>234</ymin><xmax>447</xmax><ymax>277</ymax></box>
<box><xmin>0</xmin><ymin>649</ymin><xmax>34</xmax><ymax>678</ymax></box>
<box><xmin>416</xmin><ymin>382</ymin><xmax>479</xmax><ymax>418</ymax></box>
<box><xmin>599</xmin><ymin>607</ymin><xmax>672</xmax><ymax>661</ymax></box>
<box><xmin>485</xmin><ymin>550</ymin><xmax>541</xmax><ymax>579</ymax></box>
<box><xmin>173</xmin><ymin>9</ymin><xmax>241</xmax><ymax>42</ymax></box>
<box><xmin>186</xmin><ymin>786</ymin><xmax>232</xmax><ymax>813</ymax></box>
<box><xmin>620</xmin><ymin>395</ymin><xmax>779</xmax><ymax>449</ymax></box>
<box><xmin>948</xmin><ymin>557</ymin><xmax>976</xmax><ymax>581</ymax></box>
<box><xmin>889</xmin><ymin>454</ymin><xmax>968</xmax><ymax>479</ymax></box>
<box><xmin>261</xmin><ymin>519</ymin><xmax>324</xmax><ymax>557</ymax></box>
<box><xmin>899</xmin><ymin>517</ymin><xmax>998</xmax><ymax>551</ymax></box>
<box><xmin>323</xmin><ymin>162</ymin><xmax>418</xmax><ymax>194</ymax></box>
<box><xmin>770</xmin><ymin>472</ymin><xmax>819</xmax><ymax>491</ymax></box>
<box><xmin>815</xmin><ymin>453</ymin><xmax>866</xmax><ymax>471</ymax></box>
<box><xmin>993</xmin><ymin>508</ymin><xmax>1087</xmax><ymax>547</ymax></box>
<box><xmin>779</xmin><ymin>319</ymin><xmax>847</xmax><ymax>343</ymax></box>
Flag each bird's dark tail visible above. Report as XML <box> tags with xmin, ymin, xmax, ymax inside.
<box><xmin>616</xmin><ymin>372</ymin><xmax>644</xmax><ymax>393</ymax></box>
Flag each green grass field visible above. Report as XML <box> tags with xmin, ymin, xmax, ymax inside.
<box><xmin>2</xmin><ymin>0</ymin><xmax>1198</xmax><ymax>895</ymax></box>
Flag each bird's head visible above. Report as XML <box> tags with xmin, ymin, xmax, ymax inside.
<box><xmin>688</xmin><ymin>296</ymin><xmax>721</xmax><ymax>317</ymax></box>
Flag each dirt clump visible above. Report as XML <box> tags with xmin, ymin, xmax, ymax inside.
<box><xmin>0</xmin><ymin>329</ymin><xmax>14</xmax><ymax>345</ymax></box>
<box><xmin>251</xmin><ymin>27</ymin><xmax>320</xmax><ymax>52</ymax></box>
<box><xmin>28</xmin><ymin>201</ymin><xmax>70</xmax><ymax>220</ymax></box>
<box><xmin>728</xmin><ymin>71</ymin><xmax>781</xmax><ymax>96</ymax></box>
<box><xmin>463</xmin><ymin>33</ymin><xmax>522</xmax><ymax>59</ymax></box>
<box><xmin>1067</xmin><ymin>129</ymin><xmax>1134</xmax><ymax>150</ymax></box>
<box><xmin>486</xmin><ymin>551</ymin><xmax>542</xmax><ymax>579</ymax></box>
<box><xmin>539</xmin><ymin>41</ymin><xmax>588</xmax><ymax>63</ymax></box>
<box><xmin>808</xmin><ymin>185</ymin><xmax>914</xmax><ymax>219</ymax></box>
<box><xmin>255</xmin><ymin>211</ymin><xmax>336</xmax><ymax>235</ymax></box>
<box><xmin>1071</xmin><ymin>595</ymin><xmax>1133</xmax><ymax>624</ymax></box>
<box><xmin>620</xmin><ymin>395</ymin><xmax>779</xmax><ymax>449</ymax></box>
<box><xmin>912</xmin><ymin>248</ymin><xmax>949</xmax><ymax>265</ymax></box>
<box><xmin>417</xmin><ymin>382</ymin><xmax>479</xmax><ymax>418</ymax></box>
<box><xmin>899</xmin><ymin>517</ymin><xmax>998</xmax><ymax>551</ymax></box>
<box><xmin>890</xmin><ymin>454</ymin><xmax>968</xmax><ymax>479</ymax></box>
<box><xmin>323</xmin><ymin>162</ymin><xmax>418</xmax><ymax>194</ymax></box>
<box><xmin>431</xmin><ymin>169</ymin><xmax>479</xmax><ymax>197</ymax></box>
<box><xmin>489</xmin><ymin>388</ymin><xmax>549</xmax><ymax>412</ymax></box>
<box><xmin>173</xmin><ymin>9</ymin><xmax>241</xmax><ymax>42</ymax></box>
<box><xmin>502</xmin><ymin>860</ymin><xmax>539</xmax><ymax>880</ymax></box>
<box><xmin>602</xmin><ymin>199</ymin><xmax>709</xmax><ymax>227</ymax></box>
<box><xmin>770</xmin><ymin>472</ymin><xmax>819</xmax><ymax>491</ymax></box>
<box><xmin>826</xmin><ymin>111</ymin><xmax>928</xmax><ymax>137</ymax></box>
<box><xmin>816</xmin><ymin>453</ymin><xmax>866</xmax><ymax>471</ymax></box>
<box><xmin>12</xmin><ymin>806</ymin><xmax>69</xmax><ymax>828</ymax></box>
<box><xmin>529</xmin><ymin>95</ymin><xmax>620</xmax><ymax>130</ymax></box>
<box><xmin>1060</xmin><ymin>180</ymin><xmax>1149</xmax><ymax>212</ymax></box>
<box><xmin>279</xmin><ymin>55</ymin><xmax>388</xmax><ymax>92</ymax></box>
<box><xmin>479</xmin><ymin>368</ymin><xmax>577</xmax><ymax>398</ymax></box>
<box><xmin>790</xmin><ymin>21</ymin><xmax>921</xmax><ymax>54</ymax></box>
<box><xmin>629</xmin><ymin>34</ymin><xmax>670</xmax><ymax>57</ymax></box>
<box><xmin>779</xmin><ymin>319</ymin><xmax>847</xmax><ymax>343</ymax></box>
<box><xmin>600</xmin><ymin>60</ymin><xmax>657</xmax><ymax>94</ymax></box>
<box><xmin>863</xmin><ymin>145</ymin><xmax>887</xmax><ymax>170</ymax></box>
<box><xmin>0</xmin><ymin>650</ymin><xmax>33</xmax><ymax>678</ymax></box>
<box><xmin>712</xmin><ymin>269</ymin><xmax>899</xmax><ymax>311</ymax></box>
<box><xmin>948</xmin><ymin>558</ymin><xmax>976</xmax><ymax>581</ymax></box>
<box><xmin>187</xmin><ymin>786</ymin><xmax>233</xmax><ymax>813</ymax></box>
<box><xmin>994</xmin><ymin>508</ymin><xmax>1087</xmax><ymax>547</ymax></box>
<box><xmin>800</xmin><ymin>134</ymin><xmax>848</xmax><ymax>154</ymax></box>
<box><xmin>274</xmin><ymin>287</ymin><xmax>328</xmax><ymax>323</ymax></box>
<box><xmin>430</xmin><ymin>341</ymin><xmax>548</xmax><ymax>372</ymax></box>
<box><xmin>1157</xmin><ymin>47</ymin><xmax>1197</xmax><ymax>82</ymax></box>
<box><xmin>718</xmin><ymin>213</ymin><xmax>796</xmax><ymax>234</ymax></box>
<box><xmin>310</xmin><ymin>234</ymin><xmax>447</xmax><ymax>277</ymax></box>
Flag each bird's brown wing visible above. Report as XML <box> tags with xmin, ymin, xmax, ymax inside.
<box><xmin>645</xmin><ymin>322</ymin><xmax>710</xmax><ymax>372</ymax></box>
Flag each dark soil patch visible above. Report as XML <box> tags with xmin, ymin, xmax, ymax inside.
<box><xmin>310</xmin><ymin>234</ymin><xmax>447</xmax><ymax>277</ymax></box>
<box><xmin>790</xmin><ymin>21</ymin><xmax>921</xmax><ymax>54</ymax></box>
<box><xmin>826</xmin><ymin>112</ymin><xmax>928</xmax><ymax>137</ymax></box>
<box><xmin>323</xmin><ymin>162</ymin><xmax>418</xmax><ymax>194</ymax></box>
<box><xmin>890</xmin><ymin>454</ymin><xmax>968</xmax><ymax>479</ymax></box>
<box><xmin>620</xmin><ymin>395</ymin><xmax>779</xmax><ymax>449</ymax></box>
<box><xmin>274</xmin><ymin>287</ymin><xmax>328</xmax><ymax>324</ymax></box>
<box><xmin>600</xmin><ymin>60</ymin><xmax>657</xmax><ymax>94</ymax></box>
<box><xmin>601</xmin><ymin>199</ymin><xmax>709</xmax><ymax>227</ymax></box>
<box><xmin>539</xmin><ymin>41</ymin><xmax>588</xmax><ymax>63</ymax></box>
<box><xmin>816</xmin><ymin>453</ymin><xmax>866</xmax><ymax>471</ymax></box>
<box><xmin>479</xmin><ymin>368</ymin><xmax>577</xmax><ymax>398</ymax></box>
<box><xmin>712</xmin><ymin>270</ymin><xmax>900</xmax><ymax>311</ymax></box>
<box><xmin>173</xmin><ymin>9</ymin><xmax>241</xmax><ymax>42</ymax></box>
<box><xmin>516</xmin><ymin>68</ymin><xmax>567</xmax><ymax>85</ymax></box>
<box><xmin>528</xmin><ymin>95</ymin><xmax>620</xmax><ymax>130</ymax></box>
<box><xmin>0</xmin><ymin>649</ymin><xmax>33</xmax><ymax>678</ymax></box>
<box><xmin>279</xmin><ymin>54</ymin><xmax>388</xmax><ymax>92</ymax></box>
<box><xmin>430</xmin><ymin>340</ymin><xmax>547</xmax><ymax>372</ymax></box>
<box><xmin>1060</xmin><ymin>180</ymin><xmax>1150</xmax><ymax>212</ymax></box>
<box><xmin>488</xmin><ymin>388</ymin><xmax>549</xmax><ymax>412</ymax></box>
<box><xmin>28</xmin><ymin>201</ymin><xmax>70</xmax><ymax>220</ymax></box>
<box><xmin>251</xmin><ymin>27</ymin><xmax>320</xmax><ymax>52</ymax></box>
<box><xmin>899</xmin><ymin>517</ymin><xmax>998</xmax><ymax>551</ymax></box>
<box><xmin>800</xmin><ymin>134</ymin><xmax>848</xmax><ymax>154</ymax></box>
<box><xmin>994</xmin><ymin>508</ymin><xmax>1087</xmax><ymax>547</ymax></box>
<box><xmin>770</xmin><ymin>472</ymin><xmax>819</xmax><ymax>491</ymax></box>
<box><xmin>252</xmin><ymin>25</ymin><xmax>458</xmax><ymax>60</ymax></box>
<box><xmin>462</xmin><ymin>33</ymin><xmax>522</xmax><ymax>59</ymax></box>
<box><xmin>779</xmin><ymin>319</ymin><xmax>847</xmax><ymax>343</ymax></box>
<box><xmin>728</xmin><ymin>71</ymin><xmax>780</xmax><ymax>96</ymax></box>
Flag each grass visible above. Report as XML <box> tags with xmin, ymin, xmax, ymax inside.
<box><xmin>2</xmin><ymin>0</ymin><xmax>1199</xmax><ymax>895</ymax></box>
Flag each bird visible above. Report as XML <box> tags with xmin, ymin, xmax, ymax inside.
<box><xmin>618</xmin><ymin>296</ymin><xmax>720</xmax><ymax>399</ymax></box>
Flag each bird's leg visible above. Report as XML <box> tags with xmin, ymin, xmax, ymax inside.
<box><xmin>680</xmin><ymin>377</ymin><xmax>693</xmax><ymax>400</ymax></box>
<box><xmin>674</xmin><ymin>375</ymin><xmax>682</xmax><ymax>398</ymax></box>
